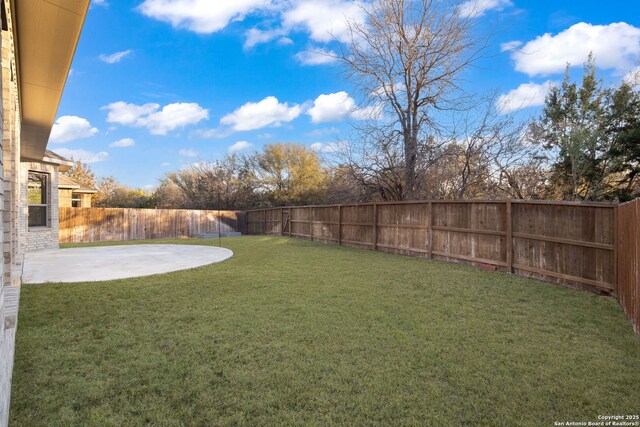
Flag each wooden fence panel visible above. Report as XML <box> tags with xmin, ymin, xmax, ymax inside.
<box><xmin>265</xmin><ymin>209</ymin><xmax>282</xmax><ymax>235</ymax></box>
<box><xmin>431</xmin><ymin>202</ymin><xmax>506</xmax><ymax>266</ymax></box>
<box><xmin>341</xmin><ymin>204</ymin><xmax>375</xmax><ymax>249</ymax></box>
<box><xmin>312</xmin><ymin>206</ymin><xmax>339</xmax><ymax>244</ymax></box>
<box><xmin>617</xmin><ymin>199</ymin><xmax>640</xmax><ymax>337</ymax></box>
<box><xmin>511</xmin><ymin>202</ymin><xmax>616</xmax><ymax>292</ymax></box>
<box><xmin>60</xmin><ymin>207</ymin><xmax>241</xmax><ymax>243</ymax></box>
<box><xmin>246</xmin><ymin>209</ymin><xmax>265</xmax><ymax>235</ymax></box>
<box><xmin>245</xmin><ymin>200</ymin><xmax>618</xmax><ymax>295</ymax></box>
<box><xmin>290</xmin><ymin>207</ymin><xmax>311</xmax><ymax>239</ymax></box>
<box><xmin>377</xmin><ymin>203</ymin><xmax>428</xmax><ymax>256</ymax></box>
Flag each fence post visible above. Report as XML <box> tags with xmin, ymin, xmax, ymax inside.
<box><xmin>428</xmin><ymin>201</ymin><xmax>433</xmax><ymax>259</ymax></box>
<box><xmin>506</xmin><ymin>200</ymin><xmax>513</xmax><ymax>273</ymax></box>
<box><xmin>614</xmin><ymin>205</ymin><xmax>618</xmax><ymax>296</ymax></box>
<box><xmin>288</xmin><ymin>207</ymin><xmax>292</xmax><ymax>237</ymax></box>
<box><xmin>373</xmin><ymin>203</ymin><xmax>378</xmax><ymax>251</ymax></box>
<box><xmin>338</xmin><ymin>205</ymin><xmax>342</xmax><ymax>246</ymax></box>
<box><xmin>281</xmin><ymin>207</ymin><xmax>284</xmax><ymax>236</ymax></box>
<box><xmin>309</xmin><ymin>206</ymin><xmax>313</xmax><ymax>241</ymax></box>
<box><xmin>263</xmin><ymin>209</ymin><xmax>266</xmax><ymax>235</ymax></box>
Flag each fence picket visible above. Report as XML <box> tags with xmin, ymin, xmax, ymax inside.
<box><xmin>59</xmin><ymin>207</ymin><xmax>242</xmax><ymax>243</ymax></box>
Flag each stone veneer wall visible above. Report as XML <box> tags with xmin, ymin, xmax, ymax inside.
<box><xmin>81</xmin><ymin>193</ymin><xmax>92</xmax><ymax>208</ymax></box>
<box><xmin>59</xmin><ymin>188</ymin><xmax>73</xmax><ymax>208</ymax></box>
<box><xmin>60</xmin><ymin>190</ymin><xmax>93</xmax><ymax>208</ymax></box>
<box><xmin>20</xmin><ymin>162</ymin><xmax>60</xmax><ymax>251</ymax></box>
<box><xmin>0</xmin><ymin>2</ymin><xmax>21</xmax><ymax>424</ymax></box>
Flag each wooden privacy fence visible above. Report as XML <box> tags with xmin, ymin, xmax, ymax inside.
<box><xmin>617</xmin><ymin>199</ymin><xmax>640</xmax><ymax>337</ymax></box>
<box><xmin>59</xmin><ymin>207</ymin><xmax>244</xmax><ymax>243</ymax></box>
<box><xmin>247</xmin><ymin>200</ymin><xmax>617</xmax><ymax>294</ymax></box>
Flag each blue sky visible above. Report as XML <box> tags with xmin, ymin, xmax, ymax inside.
<box><xmin>50</xmin><ymin>0</ymin><xmax>640</xmax><ymax>189</ymax></box>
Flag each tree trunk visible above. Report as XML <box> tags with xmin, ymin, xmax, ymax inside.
<box><xmin>404</xmin><ymin>132</ymin><xmax>418</xmax><ymax>200</ymax></box>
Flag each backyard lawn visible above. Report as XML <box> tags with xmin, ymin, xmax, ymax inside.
<box><xmin>10</xmin><ymin>236</ymin><xmax>640</xmax><ymax>426</ymax></box>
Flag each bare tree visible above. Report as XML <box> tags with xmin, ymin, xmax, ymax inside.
<box><xmin>339</xmin><ymin>123</ymin><xmax>409</xmax><ymax>201</ymax></box>
<box><xmin>332</xmin><ymin>121</ymin><xmax>449</xmax><ymax>201</ymax></box>
<box><xmin>155</xmin><ymin>156</ymin><xmax>252</xmax><ymax>210</ymax></box>
<box><xmin>326</xmin><ymin>94</ymin><xmax>549</xmax><ymax>203</ymax></box>
<box><xmin>410</xmin><ymin>96</ymin><xmax>549</xmax><ymax>200</ymax></box>
<box><xmin>449</xmin><ymin>104</ymin><xmax>548</xmax><ymax>199</ymax></box>
<box><xmin>338</xmin><ymin>0</ymin><xmax>486</xmax><ymax>199</ymax></box>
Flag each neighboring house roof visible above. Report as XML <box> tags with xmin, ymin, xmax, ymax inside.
<box><xmin>42</xmin><ymin>150</ymin><xmax>73</xmax><ymax>172</ymax></box>
<box><xmin>12</xmin><ymin>0</ymin><xmax>91</xmax><ymax>161</ymax></box>
<box><xmin>58</xmin><ymin>175</ymin><xmax>97</xmax><ymax>194</ymax></box>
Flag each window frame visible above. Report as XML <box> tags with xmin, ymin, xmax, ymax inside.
<box><xmin>71</xmin><ymin>192</ymin><xmax>82</xmax><ymax>208</ymax></box>
<box><xmin>27</xmin><ymin>171</ymin><xmax>50</xmax><ymax>228</ymax></box>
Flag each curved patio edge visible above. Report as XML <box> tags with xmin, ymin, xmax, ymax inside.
<box><xmin>22</xmin><ymin>244</ymin><xmax>233</xmax><ymax>284</ymax></box>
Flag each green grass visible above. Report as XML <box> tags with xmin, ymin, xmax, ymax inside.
<box><xmin>10</xmin><ymin>237</ymin><xmax>640</xmax><ymax>426</ymax></box>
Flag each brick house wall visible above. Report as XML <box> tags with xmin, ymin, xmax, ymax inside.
<box><xmin>20</xmin><ymin>161</ymin><xmax>60</xmax><ymax>251</ymax></box>
<box><xmin>0</xmin><ymin>5</ymin><xmax>20</xmax><ymax>423</ymax></box>
<box><xmin>0</xmin><ymin>0</ymin><xmax>88</xmax><ymax>423</ymax></box>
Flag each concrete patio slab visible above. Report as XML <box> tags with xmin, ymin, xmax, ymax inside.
<box><xmin>22</xmin><ymin>244</ymin><xmax>233</xmax><ymax>284</ymax></box>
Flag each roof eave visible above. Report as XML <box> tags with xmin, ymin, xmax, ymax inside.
<box><xmin>13</xmin><ymin>0</ymin><xmax>91</xmax><ymax>160</ymax></box>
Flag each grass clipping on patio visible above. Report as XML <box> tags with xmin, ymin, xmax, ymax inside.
<box><xmin>11</xmin><ymin>236</ymin><xmax>640</xmax><ymax>425</ymax></box>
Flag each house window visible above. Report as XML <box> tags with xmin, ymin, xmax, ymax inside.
<box><xmin>28</xmin><ymin>172</ymin><xmax>48</xmax><ymax>227</ymax></box>
<box><xmin>71</xmin><ymin>193</ymin><xmax>81</xmax><ymax>208</ymax></box>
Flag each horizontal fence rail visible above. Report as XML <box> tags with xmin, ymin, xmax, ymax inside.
<box><xmin>617</xmin><ymin>199</ymin><xmax>640</xmax><ymax>337</ymax></box>
<box><xmin>246</xmin><ymin>200</ymin><xmax>618</xmax><ymax>295</ymax></box>
<box><xmin>59</xmin><ymin>207</ymin><xmax>244</xmax><ymax>243</ymax></box>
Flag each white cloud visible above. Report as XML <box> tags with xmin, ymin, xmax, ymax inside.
<box><xmin>307</xmin><ymin>91</ymin><xmax>381</xmax><ymax>123</ymax></box>
<box><xmin>50</xmin><ymin>116</ymin><xmax>99</xmax><ymax>143</ymax></box>
<box><xmin>229</xmin><ymin>140</ymin><xmax>253</xmax><ymax>153</ymax></box>
<box><xmin>496</xmin><ymin>81</ymin><xmax>557</xmax><ymax>114</ymax></box>
<box><xmin>191</xmin><ymin>127</ymin><xmax>229</xmax><ymax>139</ymax></box>
<box><xmin>350</xmin><ymin>103</ymin><xmax>383</xmax><ymax>120</ymax></box>
<box><xmin>92</xmin><ymin>0</ymin><xmax>108</xmax><ymax>7</ymax></box>
<box><xmin>306</xmin><ymin>127</ymin><xmax>340</xmax><ymax>137</ymax></box>
<box><xmin>308</xmin><ymin>92</ymin><xmax>356</xmax><ymax>123</ymax></box>
<box><xmin>282</xmin><ymin>0</ymin><xmax>365</xmax><ymax>43</ymax></box>
<box><xmin>161</xmin><ymin>162</ymin><xmax>171</xmax><ymax>167</ymax></box>
<box><xmin>99</xmin><ymin>50</ymin><xmax>133</xmax><ymax>64</ymax></box>
<box><xmin>55</xmin><ymin>148</ymin><xmax>109</xmax><ymax>163</ymax></box>
<box><xmin>624</xmin><ymin>67</ymin><xmax>640</xmax><ymax>86</ymax></box>
<box><xmin>103</xmin><ymin>101</ymin><xmax>159</xmax><ymax>126</ymax></box>
<box><xmin>139</xmin><ymin>103</ymin><xmax>209</xmax><ymax>135</ymax></box>
<box><xmin>103</xmin><ymin>101</ymin><xmax>209</xmax><ymax>135</ymax></box>
<box><xmin>510</xmin><ymin>22</ymin><xmax>640</xmax><ymax>77</ymax></box>
<box><xmin>179</xmin><ymin>149</ymin><xmax>199</xmax><ymax>157</ymax></box>
<box><xmin>458</xmin><ymin>0</ymin><xmax>513</xmax><ymax>18</ymax></box>
<box><xmin>138</xmin><ymin>0</ymin><xmax>365</xmax><ymax>49</ymax></box>
<box><xmin>370</xmin><ymin>82</ymin><xmax>406</xmax><ymax>100</ymax></box>
<box><xmin>277</xmin><ymin>37</ymin><xmax>294</xmax><ymax>46</ymax></box>
<box><xmin>109</xmin><ymin>138</ymin><xmax>135</xmax><ymax>148</ymax></box>
<box><xmin>500</xmin><ymin>40</ymin><xmax>522</xmax><ymax>52</ymax></box>
<box><xmin>310</xmin><ymin>141</ymin><xmax>346</xmax><ymax>153</ymax></box>
<box><xmin>220</xmin><ymin>96</ymin><xmax>303</xmax><ymax>131</ymax></box>
<box><xmin>295</xmin><ymin>48</ymin><xmax>337</xmax><ymax>66</ymax></box>
<box><xmin>137</xmin><ymin>0</ymin><xmax>272</xmax><ymax>34</ymax></box>
<box><xmin>244</xmin><ymin>28</ymin><xmax>286</xmax><ymax>49</ymax></box>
